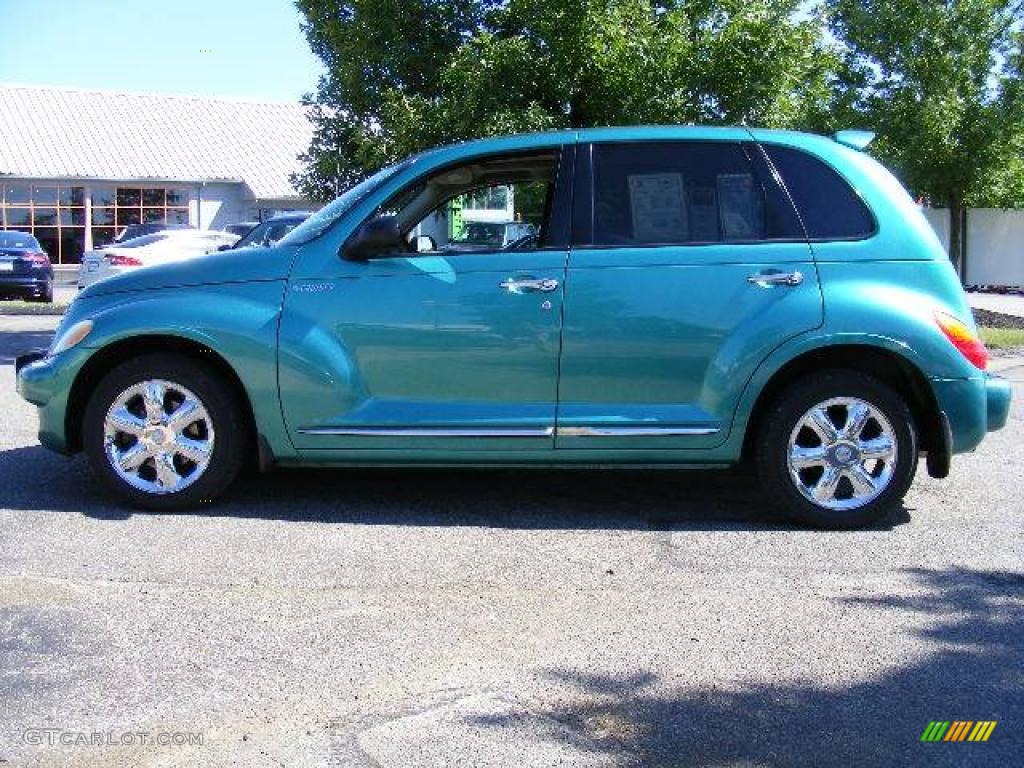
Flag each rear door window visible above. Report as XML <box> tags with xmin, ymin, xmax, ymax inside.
<box><xmin>762</xmin><ymin>145</ymin><xmax>875</xmax><ymax>240</ymax></box>
<box><xmin>589</xmin><ymin>141</ymin><xmax>802</xmax><ymax>247</ymax></box>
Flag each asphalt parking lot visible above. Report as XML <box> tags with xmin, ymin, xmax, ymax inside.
<box><xmin>1</xmin><ymin>316</ymin><xmax>1022</xmax><ymax>767</ymax></box>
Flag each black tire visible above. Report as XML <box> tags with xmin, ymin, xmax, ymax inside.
<box><xmin>755</xmin><ymin>370</ymin><xmax>918</xmax><ymax>529</ymax></box>
<box><xmin>83</xmin><ymin>353</ymin><xmax>248</xmax><ymax>510</ymax></box>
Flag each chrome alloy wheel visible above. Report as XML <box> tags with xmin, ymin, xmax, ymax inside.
<box><xmin>103</xmin><ymin>379</ymin><xmax>214</xmax><ymax>495</ymax></box>
<box><xmin>786</xmin><ymin>397</ymin><xmax>898</xmax><ymax>511</ymax></box>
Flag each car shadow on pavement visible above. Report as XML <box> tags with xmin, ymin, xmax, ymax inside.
<box><xmin>469</xmin><ymin>566</ymin><xmax>1024</xmax><ymax>766</ymax></box>
<box><xmin>0</xmin><ymin>445</ymin><xmax>910</xmax><ymax>531</ymax></box>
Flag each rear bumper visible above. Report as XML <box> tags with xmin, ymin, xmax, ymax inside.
<box><xmin>931</xmin><ymin>373</ymin><xmax>1012</xmax><ymax>455</ymax></box>
<box><xmin>985</xmin><ymin>373</ymin><xmax>1012</xmax><ymax>432</ymax></box>
<box><xmin>0</xmin><ymin>274</ymin><xmax>52</xmax><ymax>295</ymax></box>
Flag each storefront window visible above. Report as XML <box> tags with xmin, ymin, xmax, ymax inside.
<box><xmin>4</xmin><ymin>208</ymin><xmax>31</xmax><ymax>227</ymax></box>
<box><xmin>59</xmin><ymin>186</ymin><xmax>84</xmax><ymax>206</ymax></box>
<box><xmin>118</xmin><ymin>208</ymin><xmax>142</xmax><ymax>226</ymax></box>
<box><xmin>92</xmin><ymin>187</ymin><xmax>116</xmax><ymax>207</ymax></box>
<box><xmin>33</xmin><ymin>207</ymin><xmax>58</xmax><ymax>226</ymax></box>
<box><xmin>92</xmin><ymin>227</ymin><xmax>117</xmax><ymax>248</ymax></box>
<box><xmin>4</xmin><ymin>183</ymin><xmax>31</xmax><ymax>205</ymax></box>
<box><xmin>1</xmin><ymin>183</ymin><xmax>85</xmax><ymax>262</ymax></box>
<box><xmin>111</xmin><ymin>186</ymin><xmax>190</xmax><ymax>236</ymax></box>
<box><xmin>32</xmin><ymin>186</ymin><xmax>59</xmax><ymax>205</ymax></box>
<box><xmin>117</xmin><ymin>188</ymin><xmax>141</xmax><ymax>207</ymax></box>
<box><xmin>1</xmin><ymin>182</ymin><xmax>189</xmax><ymax>263</ymax></box>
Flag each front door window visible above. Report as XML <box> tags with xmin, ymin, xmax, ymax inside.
<box><xmin>279</xmin><ymin>147</ymin><xmax>574</xmax><ymax>451</ymax></box>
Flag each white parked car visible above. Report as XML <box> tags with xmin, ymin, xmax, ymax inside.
<box><xmin>78</xmin><ymin>230</ymin><xmax>239</xmax><ymax>289</ymax></box>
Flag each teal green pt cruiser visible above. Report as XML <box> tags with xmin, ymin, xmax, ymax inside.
<box><xmin>17</xmin><ymin>126</ymin><xmax>1012</xmax><ymax>528</ymax></box>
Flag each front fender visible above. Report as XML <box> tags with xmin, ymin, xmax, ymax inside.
<box><xmin>70</xmin><ymin>281</ymin><xmax>295</xmax><ymax>459</ymax></box>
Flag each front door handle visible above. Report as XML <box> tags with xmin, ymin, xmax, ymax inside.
<box><xmin>499</xmin><ymin>277</ymin><xmax>560</xmax><ymax>294</ymax></box>
<box><xmin>747</xmin><ymin>270</ymin><xmax>803</xmax><ymax>287</ymax></box>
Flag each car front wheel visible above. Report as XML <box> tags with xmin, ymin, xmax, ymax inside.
<box><xmin>755</xmin><ymin>370</ymin><xmax>918</xmax><ymax>529</ymax></box>
<box><xmin>83</xmin><ymin>353</ymin><xmax>246</xmax><ymax>509</ymax></box>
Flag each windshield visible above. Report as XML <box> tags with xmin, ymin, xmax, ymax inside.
<box><xmin>278</xmin><ymin>158</ymin><xmax>415</xmax><ymax>246</ymax></box>
<box><xmin>235</xmin><ymin>219</ymin><xmax>302</xmax><ymax>249</ymax></box>
<box><xmin>0</xmin><ymin>231</ymin><xmax>41</xmax><ymax>249</ymax></box>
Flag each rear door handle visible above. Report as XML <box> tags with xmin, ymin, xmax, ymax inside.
<box><xmin>747</xmin><ymin>270</ymin><xmax>803</xmax><ymax>287</ymax></box>
<box><xmin>500</xmin><ymin>277</ymin><xmax>560</xmax><ymax>294</ymax></box>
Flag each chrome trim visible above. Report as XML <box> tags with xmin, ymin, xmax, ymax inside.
<box><xmin>499</xmin><ymin>277</ymin><xmax>560</xmax><ymax>293</ymax></box>
<box><xmin>786</xmin><ymin>396</ymin><xmax>897</xmax><ymax>512</ymax></box>
<box><xmin>297</xmin><ymin>426</ymin><xmax>555</xmax><ymax>437</ymax></box>
<box><xmin>298</xmin><ymin>425</ymin><xmax>720</xmax><ymax>438</ymax></box>
<box><xmin>747</xmin><ymin>270</ymin><xmax>803</xmax><ymax>287</ymax></box>
<box><xmin>557</xmin><ymin>426</ymin><xmax>720</xmax><ymax>437</ymax></box>
<box><xmin>103</xmin><ymin>379</ymin><xmax>214</xmax><ymax>495</ymax></box>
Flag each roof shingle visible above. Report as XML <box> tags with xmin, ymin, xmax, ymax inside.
<box><xmin>0</xmin><ymin>85</ymin><xmax>314</xmax><ymax>200</ymax></box>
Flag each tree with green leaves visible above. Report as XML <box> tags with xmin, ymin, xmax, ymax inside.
<box><xmin>293</xmin><ymin>0</ymin><xmax>837</xmax><ymax>200</ymax></box>
<box><xmin>827</xmin><ymin>0</ymin><xmax>1024</xmax><ymax>277</ymax></box>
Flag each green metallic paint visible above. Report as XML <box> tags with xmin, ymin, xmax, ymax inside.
<box><xmin>17</xmin><ymin>125</ymin><xmax>1011</xmax><ymax>473</ymax></box>
<box><xmin>26</xmin><ymin>279</ymin><xmax>297</xmax><ymax>459</ymax></box>
<box><xmin>279</xmin><ymin>250</ymin><xmax>568</xmax><ymax>452</ymax></box>
<box><xmin>556</xmin><ymin>241</ymin><xmax>822</xmax><ymax>450</ymax></box>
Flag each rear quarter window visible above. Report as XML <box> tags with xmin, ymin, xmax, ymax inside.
<box><xmin>589</xmin><ymin>141</ymin><xmax>803</xmax><ymax>247</ymax></box>
<box><xmin>763</xmin><ymin>145</ymin><xmax>875</xmax><ymax>240</ymax></box>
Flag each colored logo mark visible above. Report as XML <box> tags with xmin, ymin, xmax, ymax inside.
<box><xmin>921</xmin><ymin>721</ymin><xmax>997</xmax><ymax>742</ymax></box>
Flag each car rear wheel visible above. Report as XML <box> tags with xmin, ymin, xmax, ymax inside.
<box><xmin>33</xmin><ymin>281</ymin><xmax>53</xmax><ymax>303</ymax></box>
<box><xmin>755</xmin><ymin>370</ymin><xmax>918</xmax><ymax>529</ymax></box>
<box><xmin>83</xmin><ymin>353</ymin><xmax>246</xmax><ymax>509</ymax></box>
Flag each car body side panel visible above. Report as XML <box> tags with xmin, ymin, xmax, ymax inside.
<box><xmin>27</xmin><ymin>281</ymin><xmax>295</xmax><ymax>459</ymax></box>
<box><xmin>557</xmin><ymin>242</ymin><xmax>823</xmax><ymax>449</ymax></box>
<box><xmin>17</xmin><ymin>125</ymin><xmax>1007</xmax><ymax>472</ymax></box>
<box><xmin>277</xmin><ymin>250</ymin><xmax>567</xmax><ymax>452</ymax></box>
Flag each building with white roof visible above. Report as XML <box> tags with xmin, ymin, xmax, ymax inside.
<box><xmin>0</xmin><ymin>84</ymin><xmax>316</xmax><ymax>263</ymax></box>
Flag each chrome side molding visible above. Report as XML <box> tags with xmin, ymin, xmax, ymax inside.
<box><xmin>298</xmin><ymin>425</ymin><xmax>719</xmax><ymax>438</ymax></box>
<box><xmin>556</xmin><ymin>426</ymin><xmax>720</xmax><ymax>437</ymax></box>
<box><xmin>297</xmin><ymin>426</ymin><xmax>555</xmax><ymax>437</ymax></box>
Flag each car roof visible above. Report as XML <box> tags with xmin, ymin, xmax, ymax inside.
<box><xmin>410</xmin><ymin>125</ymin><xmax>862</xmax><ymax>171</ymax></box>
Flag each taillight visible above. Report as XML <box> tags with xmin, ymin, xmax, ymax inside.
<box><xmin>106</xmin><ymin>254</ymin><xmax>143</xmax><ymax>267</ymax></box>
<box><xmin>27</xmin><ymin>251</ymin><xmax>50</xmax><ymax>266</ymax></box>
<box><xmin>935</xmin><ymin>311</ymin><xmax>989</xmax><ymax>370</ymax></box>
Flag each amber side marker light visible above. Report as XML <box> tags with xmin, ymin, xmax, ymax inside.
<box><xmin>935</xmin><ymin>311</ymin><xmax>989</xmax><ymax>370</ymax></box>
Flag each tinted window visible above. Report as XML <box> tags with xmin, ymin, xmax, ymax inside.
<box><xmin>591</xmin><ymin>142</ymin><xmax>800</xmax><ymax>247</ymax></box>
<box><xmin>0</xmin><ymin>231</ymin><xmax>41</xmax><ymax>249</ymax></box>
<box><xmin>762</xmin><ymin>145</ymin><xmax>875</xmax><ymax>239</ymax></box>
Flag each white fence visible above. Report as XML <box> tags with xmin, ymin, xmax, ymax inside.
<box><xmin>923</xmin><ymin>207</ymin><xmax>1024</xmax><ymax>286</ymax></box>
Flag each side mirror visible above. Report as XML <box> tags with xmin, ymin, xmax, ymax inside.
<box><xmin>342</xmin><ymin>215</ymin><xmax>404</xmax><ymax>261</ymax></box>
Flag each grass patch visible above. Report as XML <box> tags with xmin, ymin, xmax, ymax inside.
<box><xmin>0</xmin><ymin>300</ymin><xmax>69</xmax><ymax>316</ymax></box>
<box><xmin>980</xmin><ymin>326</ymin><xmax>1024</xmax><ymax>350</ymax></box>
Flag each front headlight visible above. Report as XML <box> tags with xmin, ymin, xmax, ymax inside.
<box><xmin>49</xmin><ymin>319</ymin><xmax>94</xmax><ymax>357</ymax></box>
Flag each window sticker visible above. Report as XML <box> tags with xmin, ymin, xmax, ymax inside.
<box><xmin>628</xmin><ymin>173</ymin><xmax>688</xmax><ymax>243</ymax></box>
<box><xmin>717</xmin><ymin>173</ymin><xmax>761</xmax><ymax>240</ymax></box>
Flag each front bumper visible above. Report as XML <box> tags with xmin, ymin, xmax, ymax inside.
<box><xmin>931</xmin><ymin>373</ymin><xmax>1012</xmax><ymax>455</ymax></box>
<box><xmin>16</xmin><ymin>345</ymin><xmax>94</xmax><ymax>454</ymax></box>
